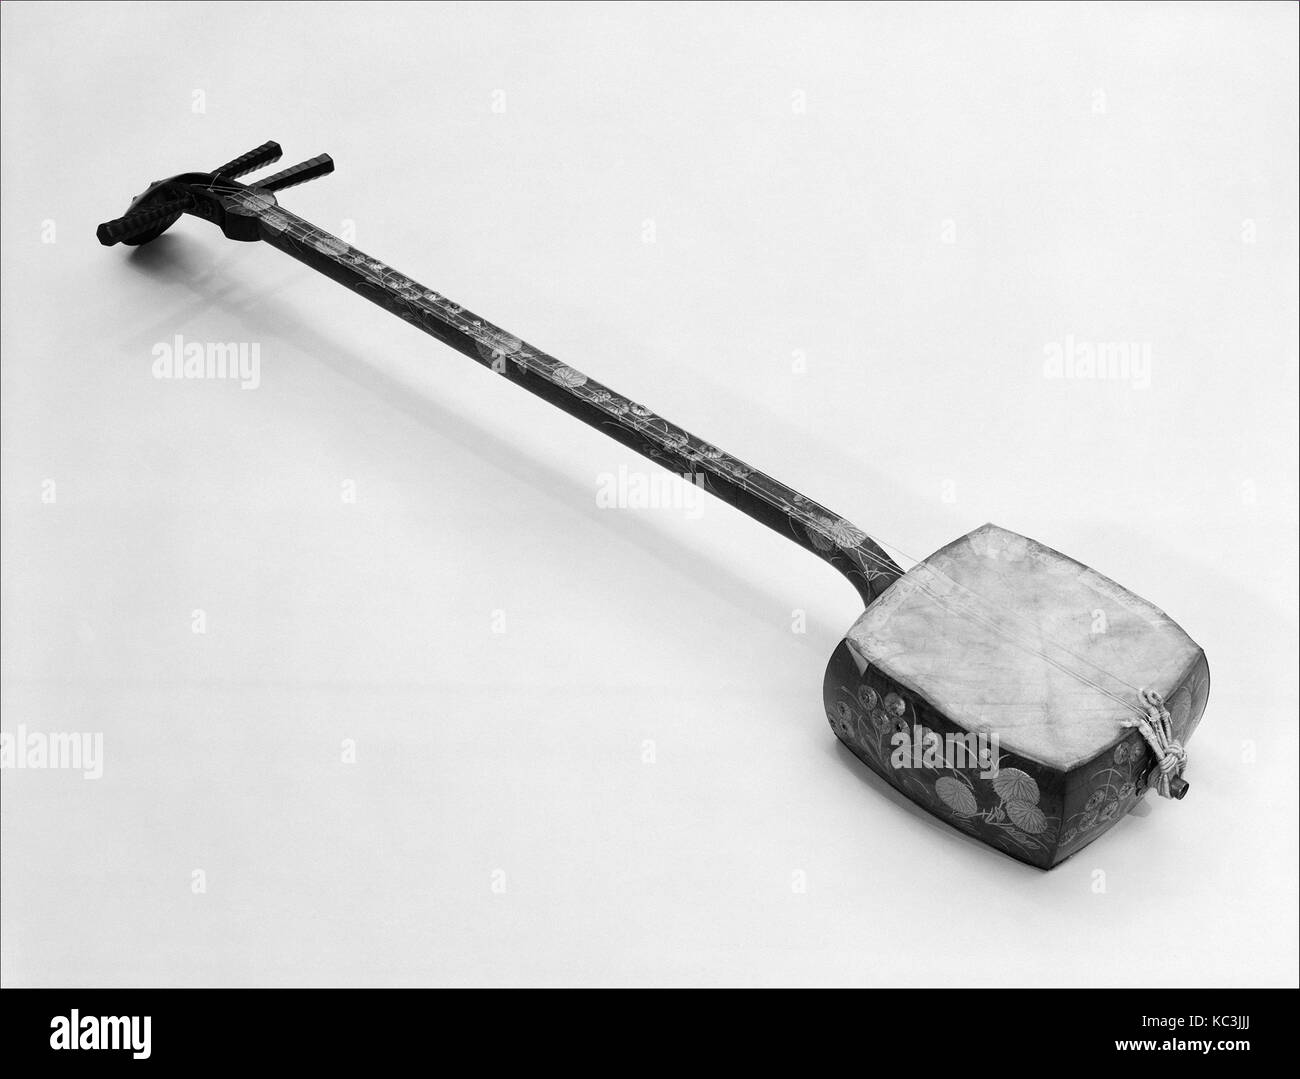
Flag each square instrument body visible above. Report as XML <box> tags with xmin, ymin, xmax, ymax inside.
<box><xmin>823</xmin><ymin>524</ymin><xmax>1210</xmax><ymax>868</ymax></box>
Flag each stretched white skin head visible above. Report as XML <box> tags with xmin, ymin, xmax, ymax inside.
<box><xmin>823</xmin><ymin>524</ymin><xmax>1208</xmax><ymax>868</ymax></box>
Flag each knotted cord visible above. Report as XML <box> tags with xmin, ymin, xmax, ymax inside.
<box><xmin>1124</xmin><ymin>688</ymin><xmax>1189</xmax><ymax>798</ymax></box>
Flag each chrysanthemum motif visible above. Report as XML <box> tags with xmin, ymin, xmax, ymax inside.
<box><xmin>827</xmin><ymin>703</ymin><xmax>853</xmax><ymax>740</ymax></box>
<box><xmin>1006</xmin><ymin>799</ymin><xmax>1047</xmax><ymax>834</ymax></box>
<box><xmin>260</xmin><ymin>211</ymin><xmax>292</xmax><ymax>235</ymax></box>
<box><xmin>229</xmin><ymin>190</ymin><xmax>276</xmax><ymax>216</ymax></box>
<box><xmin>856</xmin><ymin>685</ymin><xmax>879</xmax><ymax>710</ymax></box>
<box><xmin>935</xmin><ymin>777</ymin><xmax>979</xmax><ymax>817</ymax></box>
<box><xmin>828</xmin><ymin>519</ymin><xmax>866</xmax><ymax>547</ymax></box>
<box><xmin>993</xmin><ymin>768</ymin><xmax>1040</xmax><ymax>805</ymax></box>
<box><xmin>884</xmin><ymin>693</ymin><xmax>906</xmax><ymax>718</ymax></box>
<box><xmin>589</xmin><ymin>390</ymin><xmax>612</xmax><ymax>405</ymax></box>
<box><xmin>1113</xmin><ymin>742</ymin><xmax>1129</xmax><ymax>765</ymax></box>
<box><xmin>808</xmin><ymin>516</ymin><xmax>867</xmax><ymax>551</ymax></box>
<box><xmin>1080</xmin><ymin>809</ymin><xmax>1099</xmax><ymax>831</ymax></box>
<box><xmin>473</xmin><ymin>329</ymin><xmax>523</xmax><ymax>366</ymax></box>
<box><xmin>661</xmin><ymin>432</ymin><xmax>688</xmax><ymax>451</ymax></box>
<box><xmin>630</xmin><ymin>403</ymin><xmax>653</xmax><ymax>417</ymax></box>
<box><xmin>698</xmin><ymin>445</ymin><xmax>724</xmax><ymax>460</ymax></box>
<box><xmin>551</xmin><ymin>365</ymin><xmax>587</xmax><ymax>389</ymax></box>
<box><xmin>1085</xmin><ymin>789</ymin><xmax>1105</xmax><ymax>812</ymax></box>
<box><xmin>1099</xmin><ymin>800</ymin><xmax>1120</xmax><ymax>822</ymax></box>
<box><xmin>805</xmin><ymin>522</ymin><xmax>835</xmax><ymax>552</ymax></box>
<box><xmin>1118</xmin><ymin>782</ymin><xmax>1135</xmax><ymax>800</ymax></box>
<box><xmin>311</xmin><ymin>234</ymin><xmax>351</xmax><ymax>259</ymax></box>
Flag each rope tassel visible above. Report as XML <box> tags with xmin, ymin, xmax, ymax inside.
<box><xmin>1125</xmin><ymin>688</ymin><xmax>1189</xmax><ymax>799</ymax></box>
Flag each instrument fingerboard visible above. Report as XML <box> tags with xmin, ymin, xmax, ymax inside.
<box><xmin>243</xmin><ymin>195</ymin><xmax>904</xmax><ymax>606</ymax></box>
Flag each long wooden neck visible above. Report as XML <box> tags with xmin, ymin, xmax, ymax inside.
<box><xmin>252</xmin><ymin>203</ymin><xmax>903</xmax><ymax>606</ymax></box>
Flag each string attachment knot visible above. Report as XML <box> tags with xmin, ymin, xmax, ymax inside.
<box><xmin>1123</xmin><ymin>688</ymin><xmax>1189</xmax><ymax>799</ymax></box>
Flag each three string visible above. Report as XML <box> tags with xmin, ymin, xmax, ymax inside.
<box><xmin>233</xmin><ymin>193</ymin><xmax>1183</xmax><ymax>784</ymax></box>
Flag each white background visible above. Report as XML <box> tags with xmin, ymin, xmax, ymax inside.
<box><xmin>2</xmin><ymin>1</ymin><xmax>1296</xmax><ymax>987</ymax></box>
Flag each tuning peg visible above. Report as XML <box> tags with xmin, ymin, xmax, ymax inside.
<box><xmin>213</xmin><ymin>141</ymin><xmax>283</xmax><ymax>180</ymax></box>
<box><xmin>251</xmin><ymin>154</ymin><xmax>335</xmax><ymax>193</ymax></box>
<box><xmin>96</xmin><ymin>194</ymin><xmax>194</xmax><ymax>247</ymax></box>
